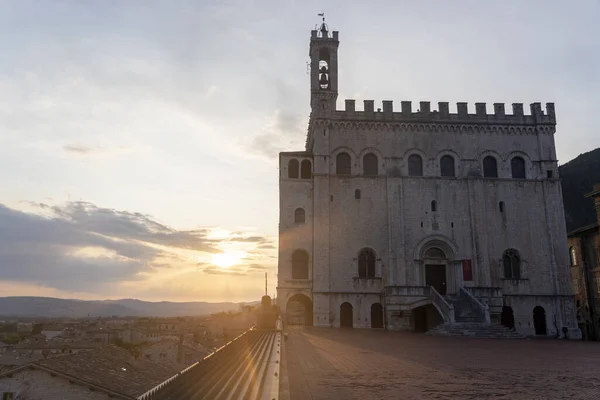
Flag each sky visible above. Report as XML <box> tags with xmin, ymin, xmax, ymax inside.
<box><xmin>0</xmin><ymin>0</ymin><xmax>599</xmax><ymax>303</ymax></box>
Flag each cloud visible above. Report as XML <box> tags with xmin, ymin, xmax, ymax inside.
<box><xmin>0</xmin><ymin>201</ymin><xmax>259</xmax><ymax>294</ymax></box>
<box><xmin>257</xmin><ymin>244</ymin><xmax>276</xmax><ymax>250</ymax></box>
<box><xmin>249</xmin><ymin>109</ymin><xmax>306</xmax><ymax>160</ymax></box>
<box><xmin>63</xmin><ymin>144</ymin><xmax>96</xmax><ymax>154</ymax></box>
<box><xmin>247</xmin><ymin>264</ymin><xmax>268</xmax><ymax>272</ymax></box>
<box><xmin>47</xmin><ymin>201</ymin><xmax>219</xmax><ymax>253</ymax></box>
<box><xmin>202</xmin><ymin>262</ymin><xmax>270</xmax><ymax>276</ymax></box>
<box><xmin>62</xmin><ymin>144</ymin><xmax>137</xmax><ymax>157</ymax></box>
<box><xmin>203</xmin><ymin>265</ymin><xmax>247</xmax><ymax>276</ymax></box>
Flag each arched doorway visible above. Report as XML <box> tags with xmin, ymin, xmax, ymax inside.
<box><xmin>533</xmin><ymin>306</ymin><xmax>547</xmax><ymax>335</ymax></box>
<box><xmin>286</xmin><ymin>294</ymin><xmax>313</xmax><ymax>326</ymax></box>
<box><xmin>340</xmin><ymin>302</ymin><xmax>353</xmax><ymax>328</ymax></box>
<box><xmin>500</xmin><ymin>306</ymin><xmax>515</xmax><ymax>330</ymax></box>
<box><xmin>371</xmin><ymin>303</ymin><xmax>384</xmax><ymax>328</ymax></box>
<box><xmin>424</xmin><ymin>247</ymin><xmax>448</xmax><ymax>295</ymax></box>
<box><xmin>412</xmin><ymin>304</ymin><xmax>444</xmax><ymax>332</ymax></box>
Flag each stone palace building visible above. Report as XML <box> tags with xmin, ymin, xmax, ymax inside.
<box><xmin>277</xmin><ymin>19</ymin><xmax>580</xmax><ymax>338</ymax></box>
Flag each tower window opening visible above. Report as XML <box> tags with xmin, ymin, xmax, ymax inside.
<box><xmin>440</xmin><ymin>155</ymin><xmax>456</xmax><ymax>177</ymax></box>
<box><xmin>511</xmin><ymin>156</ymin><xmax>526</xmax><ymax>179</ymax></box>
<box><xmin>318</xmin><ymin>48</ymin><xmax>330</xmax><ymax>90</ymax></box>
<box><xmin>363</xmin><ymin>153</ymin><xmax>378</xmax><ymax>176</ymax></box>
<box><xmin>408</xmin><ymin>154</ymin><xmax>423</xmax><ymax>177</ymax></box>
<box><xmin>431</xmin><ymin>201</ymin><xmax>437</xmax><ymax>212</ymax></box>
<box><xmin>483</xmin><ymin>156</ymin><xmax>498</xmax><ymax>178</ymax></box>
<box><xmin>294</xmin><ymin>208</ymin><xmax>305</xmax><ymax>224</ymax></box>
<box><xmin>300</xmin><ymin>160</ymin><xmax>312</xmax><ymax>179</ymax></box>
<box><xmin>336</xmin><ymin>152</ymin><xmax>351</xmax><ymax>175</ymax></box>
<box><xmin>503</xmin><ymin>249</ymin><xmax>521</xmax><ymax>279</ymax></box>
<box><xmin>358</xmin><ymin>248</ymin><xmax>376</xmax><ymax>278</ymax></box>
<box><xmin>288</xmin><ymin>159</ymin><xmax>299</xmax><ymax>179</ymax></box>
<box><xmin>355</xmin><ymin>189</ymin><xmax>361</xmax><ymax>199</ymax></box>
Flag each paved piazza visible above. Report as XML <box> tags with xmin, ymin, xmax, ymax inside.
<box><xmin>284</xmin><ymin>327</ymin><xmax>600</xmax><ymax>400</ymax></box>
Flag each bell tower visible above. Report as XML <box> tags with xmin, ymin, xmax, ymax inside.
<box><xmin>309</xmin><ymin>15</ymin><xmax>339</xmax><ymax>113</ymax></box>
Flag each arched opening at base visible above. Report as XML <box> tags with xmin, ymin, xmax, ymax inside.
<box><xmin>371</xmin><ymin>303</ymin><xmax>384</xmax><ymax>328</ymax></box>
<box><xmin>412</xmin><ymin>304</ymin><xmax>444</xmax><ymax>332</ymax></box>
<box><xmin>501</xmin><ymin>306</ymin><xmax>515</xmax><ymax>330</ymax></box>
<box><xmin>286</xmin><ymin>294</ymin><xmax>313</xmax><ymax>326</ymax></box>
<box><xmin>533</xmin><ymin>306</ymin><xmax>547</xmax><ymax>335</ymax></box>
<box><xmin>340</xmin><ymin>302</ymin><xmax>353</xmax><ymax>328</ymax></box>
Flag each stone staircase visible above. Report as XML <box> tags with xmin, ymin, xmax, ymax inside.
<box><xmin>426</xmin><ymin>294</ymin><xmax>525</xmax><ymax>339</ymax></box>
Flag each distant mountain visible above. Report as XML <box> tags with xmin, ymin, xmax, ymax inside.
<box><xmin>0</xmin><ymin>297</ymin><xmax>251</xmax><ymax>318</ymax></box>
<box><xmin>560</xmin><ymin>147</ymin><xmax>600</xmax><ymax>233</ymax></box>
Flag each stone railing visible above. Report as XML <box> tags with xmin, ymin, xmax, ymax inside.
<box><xmin>138</xmin><ymin>326</ymin><xmax>281</xmax><ymax>400</ymax></box>
<box><xmin>460</xmin><ymin>287</ymin><xmax>491</xmax><ymax>324</ymax></box>
<box><xmin>385</xmin><ymin>286</ymin><xmax>430</xmax><ymax>297</ymax></box>
<box><xmin>464</xmin><ymin>287</ymin><xmax>502</xmax><ymax>299</ymax></box>
<box><xmin>428</xmin><ymin>286</ymin><xmax>455</xmax><ymax>323</ymax></box>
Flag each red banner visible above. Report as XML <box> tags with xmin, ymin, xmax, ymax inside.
<box><xmin>462</xmin><ymin>259</ymin><xmax>473</xmax><ymax>281</ymax></box>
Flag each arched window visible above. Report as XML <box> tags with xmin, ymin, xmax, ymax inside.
<box><xmin>511</xmin><ymin>156</ymin><xmax>526</xmax><ymax>179</ymax></box>
<box><xmin>569</xmin><ymin>246</ymin><xmax>577</xmax><ymax>266</ymax></box>
<box><xmin>336</xmin><ymin>152</ymin><xmax>351</xmax><ymax>175</ymax></box>
<box><xmin>294</xmin><ymin>208</ymin><xmax>305</xmax><ymax>224</ymax></box>
<box><xmin>354</xmin><ymin>189</ymin><xmax>361</xmax><ymax>199</ymax></box>
<box><xmin>358</xmin><ymin>248</ymin><xmax>376</xmax><ymax>278</ymax></box>
<box><xmin>440</xmin><ymin>155</ymin><xmax>456</xmax><ymax>177</ymax></box>
<box><xmin>288</xmin><ymin>159</ymin><xmax>299</xmax><ymax>179</ymax></box>
<box><xmin>292</xmin><ymin>250</ymin><xmax>309</xmax><ymax>279</ymax></box>
<box><xmin>499</xmin><ymin>201</ymin><xmax>505</xmax><ymax>213</ymax></box>
<box><xmin>431</xmin><ymin>200</ymin><xmax>437</xmax><ymax>212</ymax></box>
<box><xmin>503</xmin><ymin>249</ymin><xmax>521</xmax><ymax>279</ymax></box>
<box><xmin>483</xmin><ymin>156</ymin><xmax>498</xmax><ymax>178</ymax></box>
<box><xmin>363</xmin><ymin>153</ymin><xmax>378</xmax><ymax>176</ymax></box>
<box><xmin>300</xmin><ymin>160</ymin><xmax>312</xmax><ymax>179</ymax></box>
<box><xmin>408</xmin><ymin>154</ymin><xmax>423</xmax><ymax>177</ymax></box>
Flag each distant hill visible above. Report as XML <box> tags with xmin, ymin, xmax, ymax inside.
<box><xmin>560</xmin><ymin>147</ymin><xmax>600</xmax><ymax>233</ymax></box>
<box><xmin>0</xmin><ymin>297</ymin><xmax>252</xmax><ymax>318</ymax></box>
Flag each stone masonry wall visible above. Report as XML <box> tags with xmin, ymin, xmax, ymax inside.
<box><xmin>278</xmin><ymin>113</ymin><xmax>578</xmax><ymax>334</ymax></box>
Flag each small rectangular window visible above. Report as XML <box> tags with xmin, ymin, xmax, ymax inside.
<box><xmin>547</xmin><ymin>170</ymin><xmax>553</xmax><ymax>178</ymax></box>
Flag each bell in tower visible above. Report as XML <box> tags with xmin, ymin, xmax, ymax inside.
<box><xmin>319</xmin><ymin>65</ymin><xmax>329</xmax><ymax>89</ymax></box>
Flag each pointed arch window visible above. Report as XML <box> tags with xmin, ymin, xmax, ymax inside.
<box><xmin>300</xmin><ymin>160</ymin><xmax>312</xmax><ymax>179</ymax></box>
<box><xmin>288</xmin><ymin>159</ymin><xmax>299</xmax><ymax>179</ymax></box>
<box><xmin>511</xmin><ymin>157</ymin><xmax>526</xmax><ymax>179</ymax></box>
<box><xmin>363</xmin><ymin>153</ymin><xmax>378</xmax><ymax>176</ymax></box>
<box><xmin>294</xmin><ymin>208</ymin><xmax>305</xmax><ymax>224</ymax></box>
<box><xmin>358</xmin><ymin>248</ymin><xmax>376</xmax><ymax>278</ymax></box>
<box><xmin>336</xmin><ymin>152</ymin><xmax>351</xmax><ymax>175</ymax></box>
<box><xmin>292</xmin><ymin>250</ymin><xmax>309</xmax><ymax>279</ymax></box>
<box><xmin>483</xmin><ymin>156</ymin><xmax>498</xmax><ymax>178</ymax></box>
<box><xmin>503</xmin><ymin>249</ymin><xmax>521</xmax><ymax>279</ymax></box>
<box><xmin>408</xmin><ymin>154</ymin><xmax>423</xmax><ymax>177</ymax></box>
<box><xmin>440</xmin><ymin>155</ymin><xmax>456</xmax><ymax>177</ymax></box>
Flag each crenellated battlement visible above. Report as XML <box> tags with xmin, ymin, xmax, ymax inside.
<box><xmin>334</xmin><ymin>100</ymin><xmax>556</xmax><ymax>125</ymax></box>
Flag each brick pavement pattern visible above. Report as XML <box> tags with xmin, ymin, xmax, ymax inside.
<box><xmin>285</xmin><ymin>327</ymin><xmax>600</xmax><ymax>400</ymax></box>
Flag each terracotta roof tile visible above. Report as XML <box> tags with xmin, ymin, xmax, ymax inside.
<box><xmin>35</xmin><ymin>345</ymin><xmax>178</xmax><ymax>398</ymax></box>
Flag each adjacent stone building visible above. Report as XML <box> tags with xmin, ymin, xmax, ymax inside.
<box><xmin>568</xmin><ymin>183</ymin><xmax>600</xmax><ymax>339</ymax></box>
<box><xmin>0</xmin><ymin>346</ymin><xmax>178</xmax><ymax>400</ymax></box>
<box><xmin>277</xmin><ymin>20</ymin><xmax>580</xmax><ymax>338</ymax></box>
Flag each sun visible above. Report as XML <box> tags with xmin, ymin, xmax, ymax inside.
<box><xmin>211</xmin><ymin>252</ymin><xmax>242</xmax><ymax>268</ymax></box>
